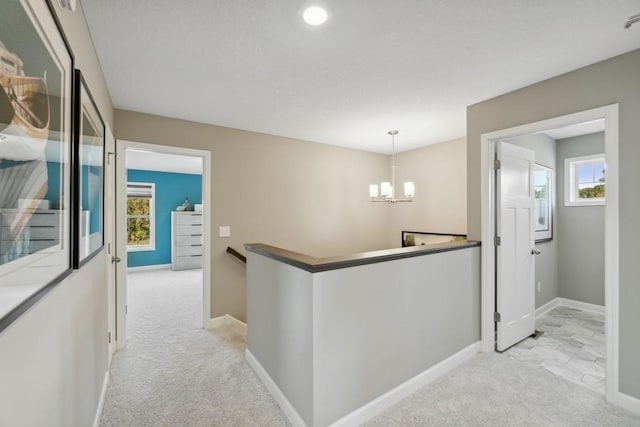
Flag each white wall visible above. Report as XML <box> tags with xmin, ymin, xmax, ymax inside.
<box><xmin>0</xmin><ymin>257</ymin><xmax>108</xmax><ymax>426</ymax></box>
<box><xmin>246</xmin><ymin>245</ymin><xmax>480</xmax><ymax>426</ymax></box>
<box><xmin>0</xmin><ymin>2</ymin><xmax>113</xmax><ymax>426</ymax></box>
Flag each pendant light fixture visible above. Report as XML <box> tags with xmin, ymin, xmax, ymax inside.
<box><xmin>370</xmin><ymin>130</ymin><xmax>415</xmax><ymax>203</ymax></box>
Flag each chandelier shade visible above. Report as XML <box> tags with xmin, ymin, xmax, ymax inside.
<box><xmin>370</xmin><ymin>131</ymin><xmax>414</xmax><ymax>203</ymax></box>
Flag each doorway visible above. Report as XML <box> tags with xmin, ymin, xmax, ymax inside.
<box><xmin>479</xmin><ymin>104</ymin><xmax>619</xmax><ymax>401</ymax></box>
<box><xmin>114</xmin><ymin>140</ymin><xmax>212</xmax><ymax>349</ymax></box>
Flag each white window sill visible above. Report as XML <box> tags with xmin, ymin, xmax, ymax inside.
<box><xmin>127</xmin><ymin>246</ymin><xmax>156</xmax><ymax>252</ymax></box>
<box><xmin>564</xmin><ymin>199</ymin><xmax>605</xmax><ymax>207</ymax></box>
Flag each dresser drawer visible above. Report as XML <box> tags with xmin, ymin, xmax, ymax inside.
<box><xmin>28</xmin><ymin>212</ymin><xmax>61</xmax><ymax>226</ymax></box>
<box><xmin>174</xmin><ymin>244</ymin><xmax>202</xmax><ymax>256</ymax></box>
<box><xmin>174</xmin><ymin>234</ymin><xmax>202</xmax><ymax>246</ymax></box>
<box><xmin>174</xmin><ymin>213</ymin><xmax>202</xmax><ymax>225</ymax></box>
<box><xmin>174</xmin><ymin>224</ymin><xmax>202</xmax><ymax>236</ymax></box>
<box><xmin>173</xmin><ymin>254</ymin><xmax>202</xmax><ymax>270</ymax></box>
<box><xmin>28</xmin><ymin>226</ymin><xmax>61</xmax><ymax>240</ymax></box>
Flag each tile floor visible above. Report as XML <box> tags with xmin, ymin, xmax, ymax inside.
<box><xmin>504</xmin><ymin>306</ymin><xmax>606</xmax><ymax>394</ymax></box>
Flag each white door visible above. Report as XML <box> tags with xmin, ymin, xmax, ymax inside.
<box><xmin>105</xmin><ymin>126</ymin><xmax>118</xmax><ymax>360</ymax></box>
<box><xmin>496</xmin><ymin>141</ymin><xmax>536</xmax><ymax>351</ymax></box>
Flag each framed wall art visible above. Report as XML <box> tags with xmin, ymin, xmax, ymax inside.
<box><xmin>401</xmin><ymin>231</ymin><xmax>466</xmax><ymax>247</ymax></box>
<box><xmin>72</xmin><ymin>69</ymin><xmax>105</xmax><ymax>268</ymax></box>
<box><xmin>0</xmin><ymin>0</ymin><xmax>74</xmax><ymax>332</ymax></box>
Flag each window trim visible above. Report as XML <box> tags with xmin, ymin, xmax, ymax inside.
<box><xmin>564</xmin><ymin>154</ymin><xmax>605</xmax><ymax>206</ymax></box>
<box><xmin>126</xmin><ymin>182</ymin><xmax>156</xmax><ymax>251</ymax></box>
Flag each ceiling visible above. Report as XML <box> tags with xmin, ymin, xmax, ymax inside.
<box><xmin>541</xmin><ymin>119</ymin><xmax>605</xmax><ymax>140</ymax></box>
<box><xmin>82</xmin><ymin>0</ymin><xmax>640</xmax><ymax>154</ymax></box>
<box><xmin>126</xmin><ymin>149</ymin><xmax>203</xmax><ymax>175</ymax></box>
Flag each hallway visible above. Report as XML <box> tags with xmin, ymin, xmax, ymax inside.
<box><xmin>99</xmin><ymin>269</ymin><xmax>288</xmax><ymax>426</ymax></box>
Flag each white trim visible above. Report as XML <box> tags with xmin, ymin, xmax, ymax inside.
<box><xmin>535</xmin><ymin>297</ymin><xmax>605</xmax><ymax>319</ymax></box>
<box><xmin>603</xmin><ymin>105</ymin><xmax>620</xmax><ymax>402</ymax></box>
<box><xmin>225</xmin><ymin>314</ymin><xmax>247</xmax><ymax>334</ymax></box>
<box><xmin>535</xmin><ymin>298</ymin><xmax>561</xmax><ymax>319</ymax></box>
<box><xmin>115</xmin><ymin>140</ymin><xmax>213</xmax><ymax>350</ymax></box>
<box><xmin>206</xmin><ymin>315</ymin><xmax>226</xmax><ymax>329</ymax></box>
<box><xmin>479</xmin><ymin>104</ymin><xmax>619</xmax><ymax>404</ymax></box>
<box><xmin>329</xmin><ymin>341</ymin><xmax>481</xmax><ymax>427</ymax></box>
<box><xmin>126</xmin><ymin>181</ymin><xmax>157</xmax><ymax>251</ymax></box>
<box><xmin>556</xmin><ymin>297</ymin><xmax>604</xmax><ymax>315</ymax></box>
<box><xmin>610</xmin><ymin>391</ymin><xmax>640</xmax><ymax>415</ymax></box>
<box><xmin>126</xmin><ymin>264</ymin><xmax>172</xmax><ymax>273</ymax></box>
<box><xmin>206</xmin><ymin>314</ymin><xmax>247</xmax><ymax>335</ymax></box>
<box><xmin>92</xmin><ymin>371</ymin><xmax>109</xmax><ymax>427</ymax></box>
<box><xmin>245</xmin><ymin>349</ymin><xmax>308</xmax><ymax>427</ymax></box>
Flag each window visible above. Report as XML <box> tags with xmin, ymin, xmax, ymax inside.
<box><xmin>564</xmin><ymin>154</ymin><xmax>605</xmax><ymax>206</ymax></box>
<box><xmin>127</xmin><ymin>182</ymin><xmax>155</xmax><ymax>251</ymax></box>
<box><xmin>534</xmin><ymin>164</ymin><xmax>552</xmax><ymax>241</ymax></box>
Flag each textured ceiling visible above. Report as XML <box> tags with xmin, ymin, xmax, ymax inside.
<box><xmin>82</xmin><ymin>0</ymin><xmax>640</xmax><ymax>153</ymax></box>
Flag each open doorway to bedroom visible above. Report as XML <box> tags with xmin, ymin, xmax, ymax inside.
<box><xmin>114</xmin><ymin>140</ymin><xmax>212</xmax><ymax>350</ymax></box>
<box><xmin>480</xmin><ymin>104</ymin><xmax>619</xmax><ymax>401</ymax></box>
<box><xmin>498</xmin><ymin>120</ymin><xmax>607</xmax><ymax>393</ymax></box>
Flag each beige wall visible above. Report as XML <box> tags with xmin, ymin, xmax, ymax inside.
<box><xmin>387</xmin><ymin>137</ymin><xmax>466</xmax><ymax>246</ymax></box>
<box><xmin>0</xmin><ymin>2</ymin><xmax>114</xmax><ymax>426</ymax></box>
<box><xmin>115</xmin><ymin>110</ymin><xmax>391</xmax><ymax>320</ymax></box>
<box><xmin>467</xmin><ymin>49</ymin><xmax>640</xmax><ymax>399</ymax></box>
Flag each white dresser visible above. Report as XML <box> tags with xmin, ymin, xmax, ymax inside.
<box><xmin>0</xmin><ymin>209</ymin><xmax>61</xmax><ymax>262</ymax></box>
<box><xmin>171</xmin><ymin>212</ymin><xmax>203</xmax><ymax>270</ymax></box>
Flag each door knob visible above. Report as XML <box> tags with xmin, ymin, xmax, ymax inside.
<box><xmin>531</xmin><ymin>249</ymin><xmax>541</xmax><ymax>255</ymax></box>
<box><xmin>111</xmin><ymin>256</ymin><xmax>122</xmax><ymax>264</ymax></box>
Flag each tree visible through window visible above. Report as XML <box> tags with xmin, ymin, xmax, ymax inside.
<box><xmin>127</xmin><ymin>182</ymin><xmax>155</xmax><ymax>250</ymax></box>
<box><xmin>565</xmin><ymin>154</ymin><xmax>605</xmax><ymax>206</ymax></box>
<box><xmin>577</xmin><ymin>161</ymin><xmax>605</xmax><ymax>199</ymax></box>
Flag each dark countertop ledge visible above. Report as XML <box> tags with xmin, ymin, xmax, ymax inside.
<box><xmin>244</xmin><ymin>240</ymin><xmax>481</xmax><ymax>273</ymax></box>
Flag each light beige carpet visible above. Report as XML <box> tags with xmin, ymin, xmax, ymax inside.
<box><xmin>99</xmin><ymin>269</ymin><xmax>290</xmax><ymax>427</ymax></box>
<box><xmin>100</xmin><ymin>269</ymin><xmax>640</xmax><ymax>426</ymax></box>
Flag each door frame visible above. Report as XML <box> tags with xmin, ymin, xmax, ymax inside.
<box><xmin>479</xmin><ymin>104</ymin><xmax>619</xmax><ymax>401</ymax></box>
<box><xmin>115</xmin><ymin>139</ymin><xmax>212</xmax><ymax>349</ymax></box>
<box><xmin>105</xmin><ymin>125</ymin><xmax>117</xmax><ymax>363</ymax></box>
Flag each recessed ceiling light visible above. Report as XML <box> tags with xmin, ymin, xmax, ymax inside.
<box><xmin>303</xmin><ymin>6</ymin><xmax>328</xmax><ymax>26</ymax></box>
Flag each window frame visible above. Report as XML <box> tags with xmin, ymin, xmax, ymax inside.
<box><xmin>564</xmin><ymin>154</ymin><xmax>605</xmax><ymax>206</ymax></box>
<box><xmin>126</xmin><ymin>182</ymin><xmax>156</xmax><ymax>252</ymax></box>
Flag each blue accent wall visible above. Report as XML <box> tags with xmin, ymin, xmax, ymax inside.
<box><xmin>44</xmin><ymin>161</ymin><xmax>62</xmax><ymax>209</ymax></box>
<box><xmin>126</xmin><ymin>169</ymin><xmax>202</xmax><ymax>268</ymax></box>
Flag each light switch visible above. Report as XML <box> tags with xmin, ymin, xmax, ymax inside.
<box><xmin>219</xmin><ymin>226</ymin><xmax>231</xmax><ymax>237</ymax></box>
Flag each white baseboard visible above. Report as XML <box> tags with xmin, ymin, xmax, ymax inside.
<box><xmin>536</xmin><ymin>297</ymin><xmax>604</xmax><ymax>319</ymax></box>
<box><xmin>535</xmin><ymin>298</ymin><xmax>561</xmax><ymax>318</ymax></box>
<box><xmin>611</xmin><ymin>391</ymin><xmax>640</xmax><ymax>415</ymax></box>
<box><xmin>225</xmin><ymin>314</ymin><xmax>247</xmax><ymax>334</ymax></box>
<box><xmin>329</xmin><ymin>341</ymin><xmax>481</xmax><ymax>427</ymax></box>
<box><xmin>92</xmin><ymin>371</ymin><xmax>109</xmax><ymax>427</ymax></box>
<box><xmin>245</xmin><ymin>349</ymin><xmax>308</xmax><ymax>427</ymax></box>
<box><xmin>126</xmin><ymin>264</ymin><xmax>171</xmax><ymax>273</ymax></box>
<box><xmin>206</xmin><ymin>314</ymin><xmax>247</xmax><ymax>335</ymax></box>
<box><xmin>207</xmin><ymin>316</ymin><xmax>226</xmax><ymax>329</ymax></box>
<box><xmin>556</xmin><ymin>297</ymin><xmax>604</xmax><ymax>315</ymax></box>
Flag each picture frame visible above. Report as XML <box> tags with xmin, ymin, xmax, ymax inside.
<box><xmin>72</xmin><ymin>69</ymin><xmax>105</xmax><ymax>268</ymax></box>
<box><xmin>401</xmin><ymin>231</ymin><xmax>466</xmax><ymax>247</ymax></box>
<box><xmin>0</xmin><ymin>0</ymin><xmax>74</xmax><ymax>332</ymax></box>
<box><xmin>534</xmin><ymin>164</ymin><xmax>553</xmax><ymax>242</ymax></box>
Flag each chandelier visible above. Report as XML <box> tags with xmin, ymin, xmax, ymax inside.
<box><xmin>369</xmin><ymin>130</ymin><xmax>415</xmax><ymax>203</ymax></box>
